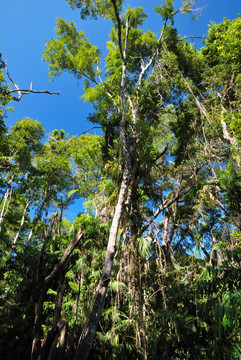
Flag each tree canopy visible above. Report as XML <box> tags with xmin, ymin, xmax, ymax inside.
<box><xmin>1</xmin><ymin>1</ymin><xmax>241</xmax><ymax>359</ymax></box>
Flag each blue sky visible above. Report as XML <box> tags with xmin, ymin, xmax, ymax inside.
<box><xmin>0</xmin><ymin>0</ymin><xmax>240</xmax><ymax>138</ymax></box>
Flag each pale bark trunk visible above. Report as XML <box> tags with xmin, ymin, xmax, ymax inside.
<box><xmin>74</xmin><ymin>169</ymin><xmax>130</xmax><ymax>359</ymax></box>
<box><xmin>0</xmin><ymin>182</ymin><xmax>13</xmax><ymax>232</ymax></box>
<box><xmin>74</xmin><ymin>10</ymin><xmax>131</xmax><ymax>359</ymax></box>
<box><xmin>162</xmin><ymin>215</ymin><xmax>169</xmax><ymax>248</ymax></box>
<box><xmin>13</xmin><ymin>200</ymin><xmax>30</xmax><ymax>244</ymax></box>
<box><xmin>221</xmin><ymin>118</ymin><xmax>236</xmax><ymax>145</ymax></box>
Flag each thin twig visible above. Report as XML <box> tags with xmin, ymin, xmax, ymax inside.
<box><xmin>57</xmin><ymin>126</ymin><xmax>102</xmax><ymax>152</ymax></box>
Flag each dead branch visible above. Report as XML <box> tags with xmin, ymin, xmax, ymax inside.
<box><xmin>5</xmin><ymin>61</ymin><xmax>59</xmax><ymax>101</ymax></box>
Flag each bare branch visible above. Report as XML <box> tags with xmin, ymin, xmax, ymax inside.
<box><xmin>58</xmin><ymin>126</ymin><xmax>102</xmax><ymax>151</ymax></box>
<box><xmin>178</xmin><ymin>35</ymin><xmax>203</xmax><ymax>41</ymax></box>
<box><xmin>141</xmin><ymin>188</ymin><xmax>189</xmax><ymax>234</ymax></box>
<box><xmin>177</xmin><ymin>35</ymin><xmax>203</xmax><ymax>46</ymax></box>
<box><xmin>8</xmin><ymin>88</ymin><xmax>60</xmax><ymax>98</ymax></box>
<box><xmin>5</xmin><ymin>61</ymin><xmax>59</xmax><ymax>101</ymax></box>
<box><xmin>5</xmin><ymin>60</ymin><xmax>22</xmax><ymax>99</ymax></box>
<box><xmin>180</xmin><ymin>1</ymin><xmax>207</xmax><ymax>17</ymax></box>
<box><xmin>134</xmin><ymin>1</ymin><xmax>202</xmax><ymax>105</ymax></box>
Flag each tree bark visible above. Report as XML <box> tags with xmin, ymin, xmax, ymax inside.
<box><xmin>40</xmin><ymin>320</ymin><xmax>67</xmax><ymax>360</ymax></box>
<box><xmin>31</xmin><ymin>228</ymin><xmax>84</xmax><ymax>360</ymax></box>
<box><xmin>74</xmin><ymin>11</ymin><xmax>132</xmax><ymax>359</ymax></box>
<box><xmin>53</xmin><ymin>284</ymin><xmax>65</xmax><ymax>326</ymax></box>
<box><xmin>0</xmin><ymin>180</ymin><xmax>13</xmax><ymax>232</ymax></box>
<box><xmin>12</xmin><ymin>199</ymin><xmax>31</xmax><ymax>244</ymax></box>
<box><xmin>56</xmin><ymin>321</ymin><xmax>68</xmax><ymax>360</ymax></box>
<box><xmin>75</xmin><ymin>169</ymin><xmax>130</xmax><ymax>359</ymax></box>
<box><xmin>39</xmin><ymin>284</ymin><xmax>66</xmax><ymax>360</ymax></box>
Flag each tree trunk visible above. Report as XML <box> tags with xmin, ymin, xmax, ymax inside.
<box><xmin>74</xmin><ymin>10</ymin><xmax>132</xmax><ymax>359</ymax></box>
<box><xmin>0</xmin><ymin>180</ymin><xmax>13</xmax><ymax>232</ymax></box>
<box><xmin>31</xmin><ymin>228</ymin><xmax>84</xmax><ymax>360</ymax></box>
<box><xmin>75</xmin><ymin>168</ymin><xmax>130</xmax><ymax>360</ymax></box>
<box><xmin>56</xmin><ymin>321</ymin><xmax>68</xmax><ymax>360</ymax></box>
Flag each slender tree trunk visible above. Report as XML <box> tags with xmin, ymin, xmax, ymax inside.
<box><xmin>40</xmin><ymin>285</ymin><xmax>65</xmax><ymax>360</ymax></box>
<box><xmin>75</xmin><ymin>168</ymin><xmax>130</xmax><ymax>359</ymax></box>
<box><xmin>46</xmin><ymin>336</ymin><xmax>58</xmax><ymax>360</ymax></box>
<box><xmin>53</xmin><ymin>284</ymin><xmax>65</xmax><ymax>326</ymax></box>
<box><xmin>0</xmin><ymin>181</ymin><xmax>13</xmax><ymax>232</ymax></box>
<box><xmin>12</xmin><ymin>199</ymin><xmax>31</xmax><ymax>244</ymax></box>
<box><xmin>27</xmin><ymin>192</ymin><xmax>47</xmax><ymax>244</ymax></box>
<box><xmin>31</xmin><ymin>229</ymin><xmax>84</xmax><ymax>360</ymax></box>
<box><xmin>75</xmin><ymin>10</ymin><xmax>132</xmax><ymax>359</ymax></box>
<box><xmin>57</xmin><ymin>321</ymin><xmax>68</xmax><ymax>360</ymax></box>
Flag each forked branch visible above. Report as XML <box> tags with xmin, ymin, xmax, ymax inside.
<box><xmin>5</xmin><ymin>61</ymin><xmax>59</xmax><ymax>101</ymax></box>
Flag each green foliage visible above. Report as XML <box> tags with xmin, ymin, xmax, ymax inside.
<box><xmin>124</xmin><ymin>7</ymin><xmax>148</xmax><ymax>28</ymax></box>
<box><xmin>8</xmin><ymin>118</ymin><xmax>44</xmax><ymax>169</ymax></box>
<box><xmin>66</xmin><ymin>0</ymin><xmax>124</xmax><ymax>21</ymax></box>
<box><xmin>138</xmin><ymin>237</ymin><xmax>151</xmax><ymax>260</ymax></box>
<box><xmin>181</xmin><ymin>1</ymin><xmax>193</xmax><ymax>14</ymax></box>
<box><xmin>68</xmin><ymin>134</ymin><xmax>103</xmax><ymax>197</ymax></box>
<box><xmin>202</xmin><ymin>17</ymin><xmax>241</xmax><ymax>111</ymax></box>
<box><xmin>217</xmin><ymin>162</ymin><xmax>241</xmax><ymax>216</ymax></box>
<box><xmin>197</xmin><ymin>250</ymin><xmax>241</xmax><ymax>358</ymax></box>
<box><xmin>154</xmin><ymin>0</ymin><xmax>174</xmax><ymax>21</ymax></box>
<box><xmin>43</xmin><ymin>18</ymin><xmax>100</xmax><ymax>81</ymax></box>
<box><xmin>202</xmin><ymin>18</ymin><xmax>241</xmax><ymax>75</ymax></box>
<box><xmin>2</xmin><ymin>4</ymin><xmax>241</xmax><ymax>360</ymax></box>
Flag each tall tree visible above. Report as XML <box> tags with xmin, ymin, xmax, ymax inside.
<box><xmin>1</xmin><ymin>2</ymin><xmax>241</xmax><ymax>359</ymax></box>
<box><xmin>43</xmin><ymin>1</ymin><xmax>202</xmax><ymax>358</ymax></box>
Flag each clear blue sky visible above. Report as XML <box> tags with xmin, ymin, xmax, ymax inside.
<box><xmin>0</xmin><ymin>0</ymin><xmax>240</xmax><ymax>137</ymax></box>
